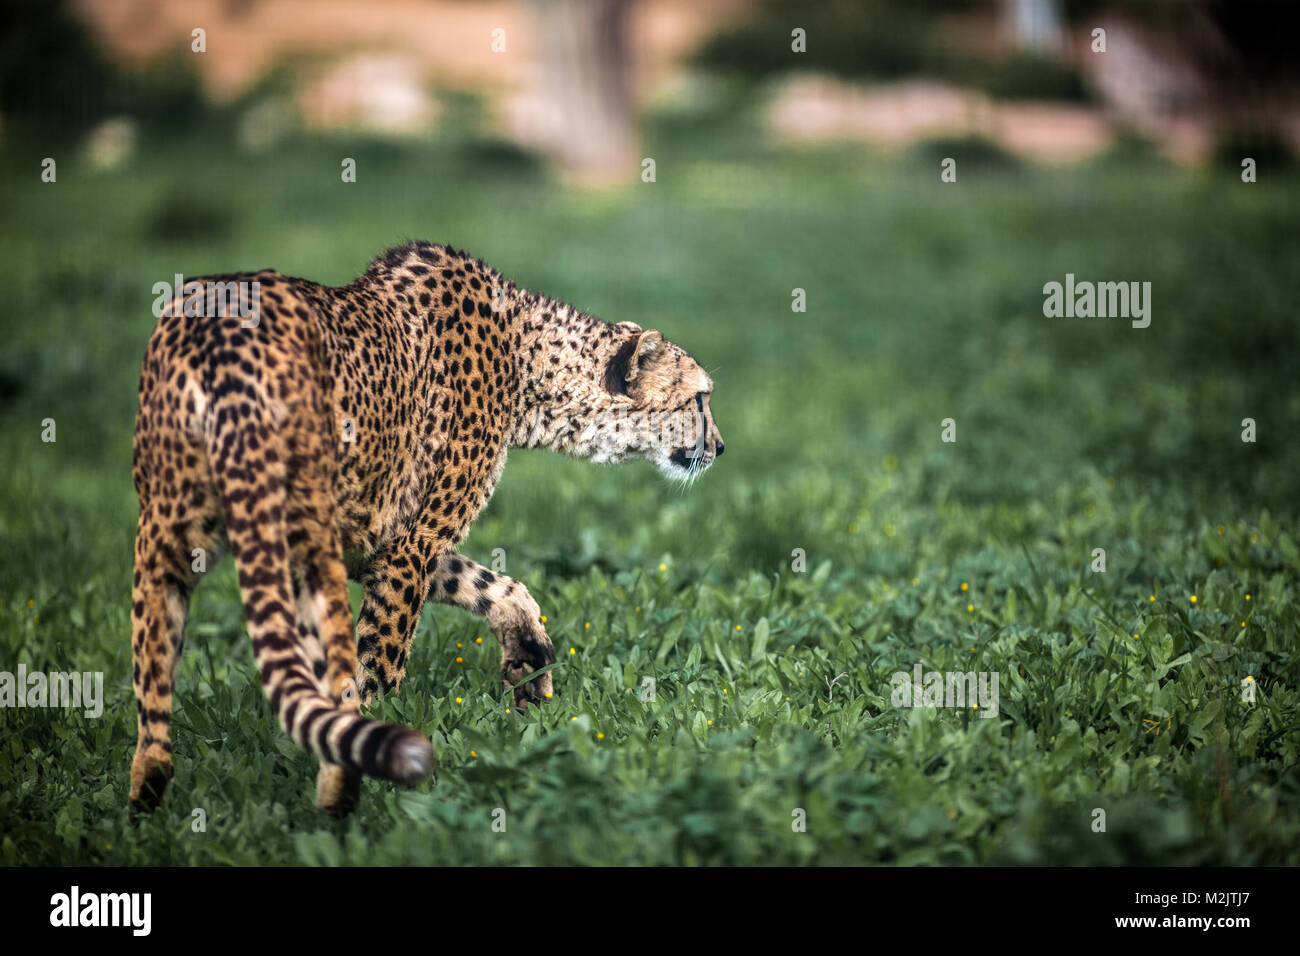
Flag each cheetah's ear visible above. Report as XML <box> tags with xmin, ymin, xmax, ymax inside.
<box><xmin>626</xmin><ymin>330</ymin><xmax>663</xmax><ymax>381</ymax></box>
<box><xmin>604</xmin><ymin>328</ymin><xmax>663</xmax><ymax>396</ymax></box>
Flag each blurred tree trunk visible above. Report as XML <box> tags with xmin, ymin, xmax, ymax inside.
<box><xmin>1000</xmin><ymin>0</ymin><xmax>1064</xmax><ymax>55</ymax></box>
<box><xmin>532</xmin><ymin>0</ymin><xmax>636</xmax><ymax>184</ymax></box>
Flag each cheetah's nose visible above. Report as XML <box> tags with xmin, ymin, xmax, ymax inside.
<box><xmin>715</xmin><ymin>440</ymin><xmax>725</xmax><ymax>457</ymax></box>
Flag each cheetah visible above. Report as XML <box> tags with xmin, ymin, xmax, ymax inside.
<box><xmin>130</xmin><ymin>240</ymin><xmax>724</xmax><ymax>815</ymax></box>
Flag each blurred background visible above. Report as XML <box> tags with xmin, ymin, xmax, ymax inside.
<box><xmin>2</xmin><ymin>1</ymin><xmax>1299</xmax><ymax>865</ymax></box>
<box><xmin>3</xmin><ymin>0</ymin><xmax>1296</xmax><ymax>564</ymax></box>
<box><xmin>5</xmin><ymin>0</ymin><xmax>1300</xmax><ymax>175</ymax></box>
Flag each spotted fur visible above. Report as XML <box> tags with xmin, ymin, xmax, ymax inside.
<box><xmin>129</xmin><ymin>241</ymin><xmax>723</xmax><ymax>814</ymax></box>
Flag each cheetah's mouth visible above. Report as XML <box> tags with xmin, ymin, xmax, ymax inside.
<box><xmin>663</xmin><ymin>446</ymin><xmax>714</xmax><ymax>482</ymax></box>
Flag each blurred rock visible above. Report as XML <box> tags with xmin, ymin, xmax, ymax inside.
<box><xmin>767</xmin><ymin>74</ymin><xmax>1112</xmax><ymax>163</ymax></box>
<box><xmin>84</xmin><ymin>116</ymin><xmax>137</xmax><ymax>171</ymax></box>
<box><xmin>299</xmin><ymin>53</ymin><xmax>438</xmax><ymax>136</ymax></box>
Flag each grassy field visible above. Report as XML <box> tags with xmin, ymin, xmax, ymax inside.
<box><xmin>1</xmin><ymin>115</ymin><xmax>1298</xmax><ymax>865</ymax></box>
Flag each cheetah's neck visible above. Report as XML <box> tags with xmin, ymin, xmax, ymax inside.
<box><xmin>505</xmin><ymin>292</ymin><xmax>625</xmax><ymax>457</ymax></box>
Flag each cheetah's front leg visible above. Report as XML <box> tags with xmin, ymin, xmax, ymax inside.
<box><xmin>352</xmin><ymin>527</ymin><xmax>435</xmax><ymax>706</ymax></box>
<box><xmin>317</xmin><ymin>528</ymin><xmax>434</xmax><ymax>814</ymax></box>
<box><xmin>428</xmin><ymin>554</ymin><xmax>557</xmax><ymax>708</ymax></box>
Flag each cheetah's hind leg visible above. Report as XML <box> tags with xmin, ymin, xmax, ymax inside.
<box><xmin>128</xmin><ymin>510</ymin><xmax>191</xmax><ymax>818</ymax></box>
<box><xmin>315</xmin><ymin>763</ymin><xmax>362</xmax><ymax>816</ymax></box>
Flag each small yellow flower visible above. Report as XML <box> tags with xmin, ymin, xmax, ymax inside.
<box><xmin>544</xmin><ymin>691</ymin><xmax>552</xmax><ymax>699</ymax></box>
<box><xmin>1133</xmin><ymin>633</ymin><xmax>1139</xmax><ymax>639</ymax></box>
<box><xmin>722</xmin><ymin>688</ymin><xmax>728</xmax><ymax>694</ymax></box>
<box><xmin>1245</xmin><ymin>675</ymin><xmax>1254</xmax><ymax>683</ymax></box>
<box><xmin>476</xmin><ymin>637</ymin><xmax>482</xmax><ymax>644</ymax></box>
<box><xmin>1190</xmin><ymin>595</ymin><xmax>1197</xmax><ymax>604</ymax></box>
<box><xmin>1149</xmin><ymin>595</ymin><xmax>1156</xmax><ymax>602</ymax></box>
<box><xmin>659</xmin><ymin>563</ymin><xmax>667</xmax><ymax>572</ymax></box>
<box><xmin>1241</xmin><ymin>621</ymin><xmax>1246</xmax><ymax>628</ymax></box>
<box><xmin>571</xmin><ymin>716</ymin><xmax>578</xmax><ymax>721</ymax></box>
<box><xmin>457</xmin><ymin>642</ymin><xmax>462</xmax><ymax>648</ymax></box>
<box><xmin>596</xmin><ymin>732</ymin><xmax>605</xmax><ymax>740</ymax></box>
<box><xmin>569</xmin><ymin>647</ymin><xmax>575</xmax><ymax>655</ymax></box>
<box><xmin>1142</xmin><ymin>717</ymin><xmax>1171</xmax><ymax>736</ymax></box>
<box><xmin>707</xmin><ymin>719</ymin><xmax>713</xmax><ymax>725</ymax></box>
<box><xmin>1245</xmin><ymin>594</ymin><xmax>1251</xmax><ymax>601</ymax></box>
<box><xmin>967</xmin><ymin>604</ymin><xmax>974</xmax><ymax>612</ymax></box>
<box><xmin>584</xmin><ymin>621</ymin><xmax>590</xmax><ymax>629</ymax></box>
<box><xmin>961</xmin><ymin>582</ymin><xmax>969</xmax><ymax>591</ymax></box>
<box><xmin>635</xmin><ymin>606</ymin><xmax>641</xmax><ymax>612</ymax></box>
<box><xmin>1217</xmin><ymin>525</ymin><xmax>1225</xmax><ymax>535</ymax></box>
<box><xmin>456</xmin><ymin>656</ymin><xmax>463</xmax><ymax>663</ymax></box>
<box><xmin>455</xmin><ymin>697</ymin><xmax>463</xmax><ymax>703</ymax></box>
<box><xmin>734</xmin><ymin>624</ymin><xmax>741</xmax><ymax>631</ymax></box>
<box><xmin>912</xmin><ymin>578</ymin><xmax>920</xmax><ymax>586</ymax></box>
<box><xmin>541</xmin><ymin>615</ymin><xmax>547</xmax><ymax>623</ymax></box>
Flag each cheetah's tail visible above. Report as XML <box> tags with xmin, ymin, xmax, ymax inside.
<box><xmin>204</xmin><ymin>391</ymin><xmax>431</xmax><ymax>784</ymax></box>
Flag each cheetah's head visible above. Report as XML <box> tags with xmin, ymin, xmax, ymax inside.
<box><xmin>596</xmin><ymin>324</ymin><xmax>725</xmax><ymax>482</ymax></box>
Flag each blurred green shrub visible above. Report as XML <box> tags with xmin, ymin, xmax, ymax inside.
<box><xmin>1211</xmin><ymin>123</ymin><xmax>1296</xmax><ymax>172</ymax></box>
<box><xmin>0</xmin><ymin>0</ymin><xmax>205</xmax><ymax>135</ymax></box>
<box><xmin>144</xmin><ymin>185</ymin><xmax>236</xmax><ymax>243</ymax></box>
<box><xmin>911</xmin><ymin>134</ymin><xmax>1022</xmax><ymax>173</ymax></box>
<box><xmin>695</xmin><ymin>0</ymin><xmax>1090</xmax><ymax>102</ymax></box>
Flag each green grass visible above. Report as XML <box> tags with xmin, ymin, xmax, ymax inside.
<box><xmin>1</xmin><ymin>121</ymin><xmax>1298</xmax><ymax>865</ymax></box>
